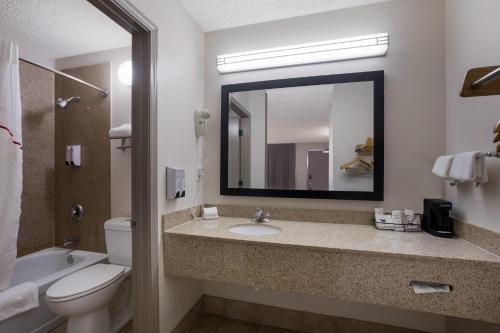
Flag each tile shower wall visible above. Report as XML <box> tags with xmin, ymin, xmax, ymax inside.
<box><xmin>54</xmin><ymin>63</ymin><xmax>111</xmax><ymax>253</ymax></box>
<box><xmin>18</xmin><ymin>61</ymin><xmax>55</xmax><ymax>256</ymax></box>
<box><xmin>56</xmin><ymin>47</ymin><xmax>132</xmax><ymax>218</ymax></box>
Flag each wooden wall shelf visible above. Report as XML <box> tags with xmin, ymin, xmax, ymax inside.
<box><xmin>460</xmin><ymin>65</ymin><xmax>500</xmax><ymax>97</ymax></box>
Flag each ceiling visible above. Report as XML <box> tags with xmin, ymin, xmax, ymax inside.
<box><xmin>179</xmin><ymin>0</ymin><xmax>391</xmax><ymax>32</ymax></box>
<box><xmin>0</xmin><ymin>0</ymin><xmax>131</xmax><ymax>61</ymax></box>
<box><xmin>267</xmin><ymin>85</ymin><xmax>333</xmax><ymax>144</ymax></box>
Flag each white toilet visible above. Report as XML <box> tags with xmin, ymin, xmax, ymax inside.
<box><xmin>46</xmin><ymin>218</ymin><xmax>132</xmax><ymax>333</ymax></box>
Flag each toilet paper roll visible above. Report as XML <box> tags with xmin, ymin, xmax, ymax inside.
<box><xmin>203</xmin><ymin>207</ymin><xmax>219</xmax><ymax>220</ymax></box>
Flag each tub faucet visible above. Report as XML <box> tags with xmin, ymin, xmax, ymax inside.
<box><xmin>254</xmin><ymin>207</ymin><xmax>272</xmax><ymax>223</ymax></box>
<box><xmin>63</xmin><ymin>236</ymin><xmax>79</xmax><ymax>247</ymax></box>
<box><xmin>70</xmin><ymin>204</ymin><xmax>83</xmax><ymax>221</ymax></box>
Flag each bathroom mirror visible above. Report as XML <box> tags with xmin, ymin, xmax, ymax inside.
<box><xmin>221</xmin><ymin>71</ymin><xmax>384</xmax><ymax>200</ymax></box>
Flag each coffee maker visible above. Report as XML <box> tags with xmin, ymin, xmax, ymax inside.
<box><xmin>423</xmin><ymin>199</ymin><xmax>453</xmax><ymax>238</ymax></box>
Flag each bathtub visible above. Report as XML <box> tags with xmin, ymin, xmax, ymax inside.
<box><xmin>0</xmin><ymin>247</ymin><xmax>107</xmax><ymax>333</ymax></box>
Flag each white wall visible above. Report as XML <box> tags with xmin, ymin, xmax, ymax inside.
<box><xmin>227</xmin><ymin>115</ymin><xmax>240</xmax><ymax>187</ymax></box>
<box><xmin>332</xmin><ymin>81</ymin><xmax>374</xmax><ymax>191</ymax></box>
<box><xmin>204</xmin><ymin>0</ymin><xmax>446</xmax><ymax>213</ymax></box>
<box><xmin>445</xmin><ymin>0</ymin><xmax>500</xmax><ymax>233</ymax></box>
<box><xmin>248</xmin><ymin>91</ymin><xmax>266</xmax><ymax>188</ymax></box>
<box><xmin>128</xmin><ymin>0</ymin><xmax>206</xmax><ymax>332</ymax></box>
<box><xmin>202</xmin><ymin>1</ymin><xmax>447</xmax><ymax>331</ymax></box>
<box><xmin>229</xmin><ymin>91</ymin><xmax>266</xmax><ymax>188</ymax></box>
<box><xmin>203</xmin><ymin>281</ymin><xmax>445</xmax><ymax>333</ymax></box>
<box><xmin>56</xmin><ymin>47</ymin><xmax>133</xmax><ymax>218</ymax></box>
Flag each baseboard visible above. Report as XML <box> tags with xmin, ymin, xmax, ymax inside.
<box><xmin>201</xmin><ymin>295</ymin><xmax>423</xmax><ymax>333</ymax></box>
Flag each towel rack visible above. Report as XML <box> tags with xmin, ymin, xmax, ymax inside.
<box><xmin>448</xmin><ymin>152</ymin><xmax>499</xmax><ymax>187</ymax></box>
<box><xmin>478</xmin><ymin>152</ymin><xmax>500</xmax><ymax>158</ymax></box>
<box><xmin>110</xmin><ymin>137</ymin><xmax>132</xmax><ymax>151</ymax></box>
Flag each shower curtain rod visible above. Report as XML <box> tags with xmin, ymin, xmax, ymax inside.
<box><xmin>20</xmin><ymin>58</ymin><xmax>109</xmax><ymax>96</ymax></box>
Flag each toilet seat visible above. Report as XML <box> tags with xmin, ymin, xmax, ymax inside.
<box><xmin>47</xmin><ymin>264</ymin><xmax>125</xmax><ymax>303</ymax></box>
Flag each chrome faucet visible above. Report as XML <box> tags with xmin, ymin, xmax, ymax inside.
<box><xmin>63</xmin><ymin>236</ymin><xmax>79</xmax><ymax>247</ymax></box>
<box><xmin>254</xmin><ymin>207</ymin><xmax>272</xmax><ymax>223</ymax></box>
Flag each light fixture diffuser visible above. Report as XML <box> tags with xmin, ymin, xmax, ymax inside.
<box><xmin>118</xmin><ymin>60</ymin><xmax>132</xmax><ymax>86</ymax></box>
<box><xmin>217</xmin><ymin>33</ymin><xmax>389</xmax><ymax>74</ymax></box>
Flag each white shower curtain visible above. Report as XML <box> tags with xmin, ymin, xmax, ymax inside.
<box><xmin>0</xmin><ymin>39</ymin><xmax>22</xmax><ymax>292</ymax></box>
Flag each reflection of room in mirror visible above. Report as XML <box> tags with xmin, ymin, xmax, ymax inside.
<box><xmin>228</xmin><ymin>82</ymin><xmax>374</xmax><ymax>192</ymax></box>
<box><xmin>228</xmin><ymin>91</ymin><xmax>266</xmax><ymax>189</ymax></box>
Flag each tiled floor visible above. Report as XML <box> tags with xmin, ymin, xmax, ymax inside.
<box><xmin>190</xmin><ymin>315</ymin><xmax>301</xmax><ymax>333</ymax></box>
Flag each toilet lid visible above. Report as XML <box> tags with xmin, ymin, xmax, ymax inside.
<box><xmin>47</xmin><ymin>264</ymin><xmax>125</xmax><ymax>300</ymax></box>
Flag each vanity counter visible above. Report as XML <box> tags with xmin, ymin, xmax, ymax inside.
<box><xmin>165</xmin><ymin>217</ymin><xmax>500</xmax><ymax>264</ymax></box>
<box><xmin>164</xmin><ymin>217</ymin><xmax>500</xmax><ymax>323</ymax></box>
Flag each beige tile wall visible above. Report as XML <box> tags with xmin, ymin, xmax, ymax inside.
<box><xmin>54</xmin><ymin>63</ymin><xmax>111</xmax><ymax>253</ymax></box>
<box><xmin>18</xmin><ymin>61</ymin><xmax>55</xmax><ymax>257</ymax></box>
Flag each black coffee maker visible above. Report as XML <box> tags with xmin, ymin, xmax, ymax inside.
<box><xmin>423</xmin><ymin>199</ymin><xmax>454</xmax><ymax>238</ymax></box>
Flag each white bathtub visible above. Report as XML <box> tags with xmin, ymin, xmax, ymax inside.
<box><xmin>0</xmin><ymin>247</ymin><xmax>107</xmax><ymax>333</ymax></box>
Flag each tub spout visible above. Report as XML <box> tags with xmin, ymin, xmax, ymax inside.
<box><xmin>63</xmin><ymin>236</ymin><xmax>79</xmax><ymax>247</ymax></box>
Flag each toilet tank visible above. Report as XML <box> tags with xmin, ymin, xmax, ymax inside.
<box><xmin>104</xmin><ymin>217</ymin><xmax>132</xmax><ymax>266</ymax></box>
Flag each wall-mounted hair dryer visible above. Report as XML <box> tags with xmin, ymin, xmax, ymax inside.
<box><xmin>194</xmin><ymin>109</ymin><xmax>210</xmax><ymax>137</ymax></box>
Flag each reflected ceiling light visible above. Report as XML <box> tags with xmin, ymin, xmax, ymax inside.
<box><xmin>118</xmin><ymin>60</ymin><xmax>132</xmax><ymax>86</ymax></box>
<box><xmin>217</xmin><ymin>33</ymin><xmax>389</xmax><ymax>74</ymax></box>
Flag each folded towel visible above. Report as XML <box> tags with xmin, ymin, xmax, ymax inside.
<box><xmin>109</xmin><ymin>124</ymin><xmax>131</xmax><ymax>139</ymax></box>
<box><xmin>432</xmin><ymin>155</ymin><xmax>454</xmax><ymax>178</ymax></box>
<box><xmin>0</xmin><ymin>282</ymin><xmax>39</xmax><ymax>321</ymax></box>
<box><xmin>449</xmin><ymin>151</ymin><xmax>488</xmax><ymax>183</ymax></box>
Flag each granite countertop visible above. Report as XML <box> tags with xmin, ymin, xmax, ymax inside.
<box><xmin>165</xmin><ymin>217</ymin><xmax>500</xmax><ymax>264</ymax></box>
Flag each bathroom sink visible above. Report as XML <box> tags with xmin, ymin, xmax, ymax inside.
<box><xmin>229</xmin><ymin>223</ymin><xmax>281</xmax><ymax>236</ymax></box>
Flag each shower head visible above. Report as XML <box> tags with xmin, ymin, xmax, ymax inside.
<box><xmin>56</xmin><ymin>96</ymin><xmax>80</xmax><ymax>109</ymax></box>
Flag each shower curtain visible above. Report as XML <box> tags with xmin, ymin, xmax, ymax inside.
<box><xmin>0</xmin><ymin>39</ymin><xmax>22</xmax><ymax>292</ymax></box>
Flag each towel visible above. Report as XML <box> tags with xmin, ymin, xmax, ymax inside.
<box><xmin>432</xmin><ymin>155</ymin><xmax>454</xmax><ymax>178</ymax></box>
<box><xmin>449</xmin><ymin>151</ymin><xmax>488</xmax><ymax>183</ymax></box>
<box><xmin>0</xmin><ymin>282</ymin><xmax>39</xmax><ymax>321</ymax></box>
<box><xmin>109</xmin><ymin>124</ymin><xmax>131</xmax><ymax>139</ymax></box>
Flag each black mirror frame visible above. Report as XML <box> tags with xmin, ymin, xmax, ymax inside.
<box><xmin>220</xmin><ymin>70</ymin><xmax>384</xmax><ymax>201</ymax></box>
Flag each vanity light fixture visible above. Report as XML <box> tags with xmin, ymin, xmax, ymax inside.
<box><xmin>217</xmin><ymin>33</ymin><xmax>389</xmax><ymax>74</ymax></box>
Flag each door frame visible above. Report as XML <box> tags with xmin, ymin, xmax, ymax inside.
<box><xmin>86</xmin><ymin>1</ymin><xmax>158</xmax><ymax>332</ymax></box>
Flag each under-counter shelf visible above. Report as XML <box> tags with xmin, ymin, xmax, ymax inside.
<box><xmin>164</xmin><ymin>217</ymin><xmax>500</xmax><ymax>323</ymax></box>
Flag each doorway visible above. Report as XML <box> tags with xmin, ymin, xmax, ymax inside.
<box><xmin>86</xmin><ymin>1</ymin><xmax>158</xmax><ymax>332</ymax></box>
<box><xmin>307</xmin><ymin>150</ymin><xmax>329</xmax><ymax>191</ymax></box>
